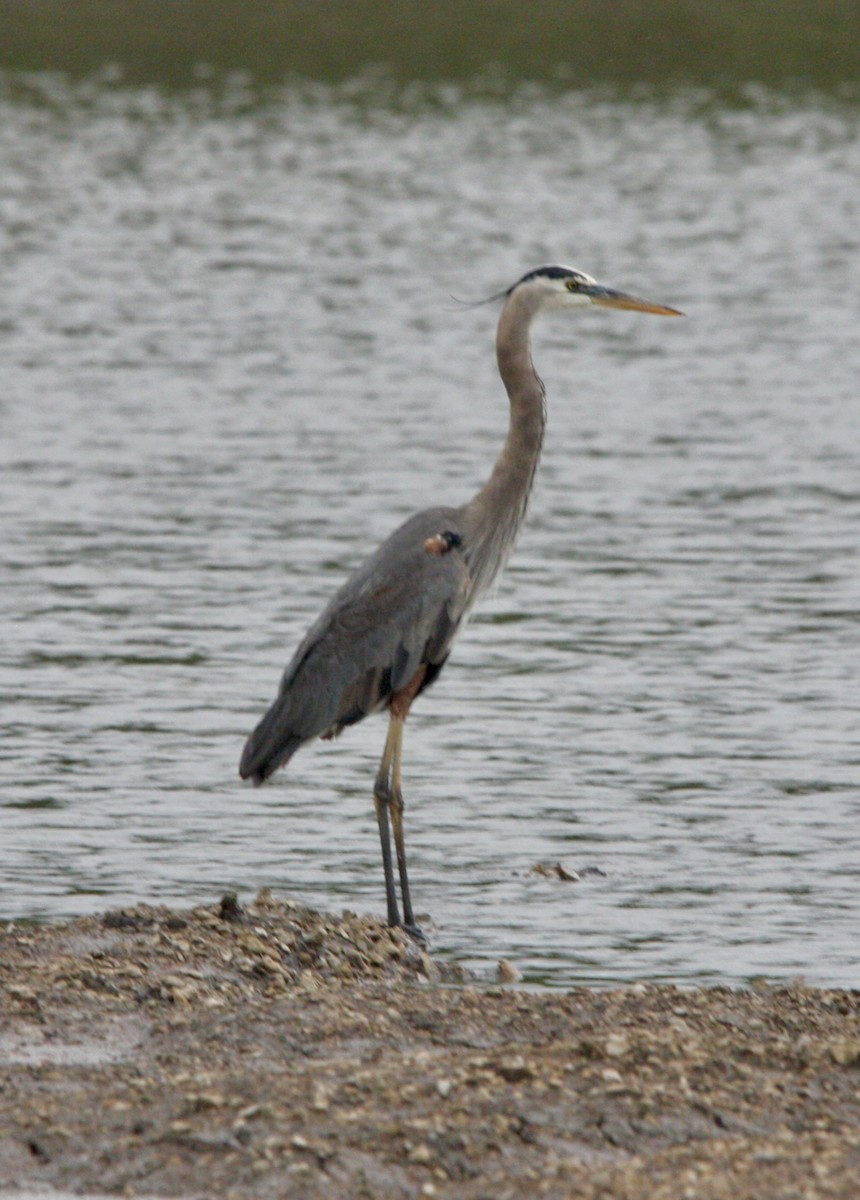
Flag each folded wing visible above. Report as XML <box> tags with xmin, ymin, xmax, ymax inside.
<box><xmin>239</xmin><ymin>511</ymin><xmax>470</xmax><ymax>783</ymax></box>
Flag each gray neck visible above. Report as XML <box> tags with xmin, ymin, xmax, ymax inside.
<box><xmin>461</xmin><ymin>287</ymin><xmax>547</xmax><ymax>596</ymax></box>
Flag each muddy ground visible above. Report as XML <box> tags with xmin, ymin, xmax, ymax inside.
<box><xmin>1</xmin><ymin>891</ymin><xmax>859</xmax><ymax>1199</ymax></box>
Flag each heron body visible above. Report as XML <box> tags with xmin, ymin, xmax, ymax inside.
<box><xmin>240</xmin><ymin>264</ymin><xmax>681</xmax><ymax>934</ymax></box>
<box><xmin>240</xmin><ymin>507</ymin><xmax>470</xmax><ymax>773</ymax></box>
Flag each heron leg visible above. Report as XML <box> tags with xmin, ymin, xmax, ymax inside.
<box><xmin>386</xmin><ymin>666</ymin><xmax>429</xmax><ymax>940</ymax></box>
<box><xmin>387</xmin><ymin>716</ymin><xmax>418</xmax><ymax>932</ymax></box>
<box><xmin>373</xmin><ymin>717</ymin><xmax>401</xmax><ymax>928</ymax></box>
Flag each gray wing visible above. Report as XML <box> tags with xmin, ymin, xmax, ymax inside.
<box><xmin>239</xmin><ymin>508</ymin><xmax>470</xmax><ymax>783</ymax></box>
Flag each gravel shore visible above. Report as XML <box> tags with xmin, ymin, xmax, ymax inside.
<box><xmin>1</xmin><ymin>891</ymin><xmax>858</xmax><ymax>1199</ymax></box>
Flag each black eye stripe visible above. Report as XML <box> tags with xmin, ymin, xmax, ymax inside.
<box><xmin>507</xmin><ymin>264</ymin><xmax>591</xmax><ymax>297</ymax></box>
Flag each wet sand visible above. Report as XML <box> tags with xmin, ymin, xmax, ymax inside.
<box><xmin>1</xmin><ymin>892</ymin><xmax>859</xmax><ymax>1199</ymax></box>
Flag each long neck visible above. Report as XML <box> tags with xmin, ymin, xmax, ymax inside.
<box><xmin>461</xmin><ymin>288</ymin><xmax>547</xmax><ymax>595</ymax></box>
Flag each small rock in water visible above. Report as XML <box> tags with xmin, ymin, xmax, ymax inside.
<box><xmin>530</xmin><ymin>861</ymin><xmax>580</xmax><ymax>882</ymax></box>
<box><xmin>496</xmin><ymin>958</ymin><xmax>521</xmax><ymax>984</ymax></box>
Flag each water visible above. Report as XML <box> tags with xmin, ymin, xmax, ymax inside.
<box><xmin>2</xmin><ymin>77</ymin><xmax>860</xmax><ymax>988</ymax></box>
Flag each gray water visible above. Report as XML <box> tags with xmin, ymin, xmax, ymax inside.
<box><xmin>2</xmin><ymin>77</ymin><xmax>859</xmax><ymax>987</ymax></box>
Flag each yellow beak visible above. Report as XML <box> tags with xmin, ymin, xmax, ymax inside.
<box><xmin>585</xmin><ymin>285</ymin><xmax>683</xmax><ymax>317</ymax></box>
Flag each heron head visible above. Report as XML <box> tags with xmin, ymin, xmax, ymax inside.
<box><xmin>509</xmin><ymin>264</ymin><xmax>682</xmax><ymax>317</ymax></box>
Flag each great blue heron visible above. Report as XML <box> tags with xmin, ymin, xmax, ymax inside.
<box><xmin>240</xmin><ymin>264</ymin><xmax>681</xmax><ymax>935</ymax></box>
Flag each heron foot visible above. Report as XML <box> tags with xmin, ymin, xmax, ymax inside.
<box><xmin>401</xmin><ymin>921</ymin><xmax>428</xmax><ymax>945</ymax></box>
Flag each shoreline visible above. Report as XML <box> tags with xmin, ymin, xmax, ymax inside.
<box><xmin>1</xmin><ymin>891</ymin><xmax>859</xmax><ymax>1198</ymax></box>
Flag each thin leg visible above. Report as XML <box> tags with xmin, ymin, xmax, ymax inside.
<box><xmin>373</xmin><ymin>718</ymin><xmax>401</xmax><ymax>927</ymax></box>
<box><xmin>387</xmin><ymin>717</ymin><xmax>420</xmax><ymax>934</ymax></box>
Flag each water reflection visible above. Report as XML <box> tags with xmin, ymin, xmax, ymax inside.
<box><xmin>1</xmin><ymin>77</ymin><xmax>859</xmax><ymax>987</ymax></box>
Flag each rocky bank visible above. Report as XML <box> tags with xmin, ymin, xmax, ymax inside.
<box><xmin>1</xmin><ymin>891</ymin><xmax>859</xmax><ymax>1199</ymax></box>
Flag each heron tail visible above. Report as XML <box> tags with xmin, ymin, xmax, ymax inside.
<box><xmin>239</xmin><ymin>698</ymin><xmax>306</xmax><ymax>785</ymax></box>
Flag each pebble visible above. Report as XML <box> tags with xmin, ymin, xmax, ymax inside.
<box><xmin>605</xmin><ymin>1032</ymin><xmax>630</xmax><ymax>1058</ymax></box>
<box><xmin>494</xmin><ymin>1055</ymin><xmax>534</xmax><ymax>1083</ymax></box>
<box><xmin>311</xmin><ymin>1083</ymin><xmax>330</xmax><ymax>1111</ymax></box>
<box><xmin>829</xmin><ymin>1038</ymin><xmax>860</xmax><ymax>1066</ymax></box>
<box><xmin>8</xmin><ymin>985</ymin><xmax>38</xmax><ymax>1003</ymax></box>
<box><xmin>497</xmin><ymin>958</ymin><xmax>521</xmax><ymax>984</ymax></box>
<box><xmin>419</xmin><ymin>951</ymin><xmax>441</xmax><ymax>982</ymax></box>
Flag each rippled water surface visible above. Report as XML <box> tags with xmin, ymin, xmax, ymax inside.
<box><xmin>2</xmin><ymin>78</ymin><xmax>860</xmax><ymax>986</ymax></box>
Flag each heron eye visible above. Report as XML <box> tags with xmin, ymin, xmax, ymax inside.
<box><xmin>565</xmin><ymin>279</ymin><xmax>580</xmax><ymax>292</ymax></box>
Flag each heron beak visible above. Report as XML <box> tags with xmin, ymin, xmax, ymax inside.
<box><xmin>585</xmin><ymin>285</ymin><xmax>683</xmax><ymax>317</ymax></box>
